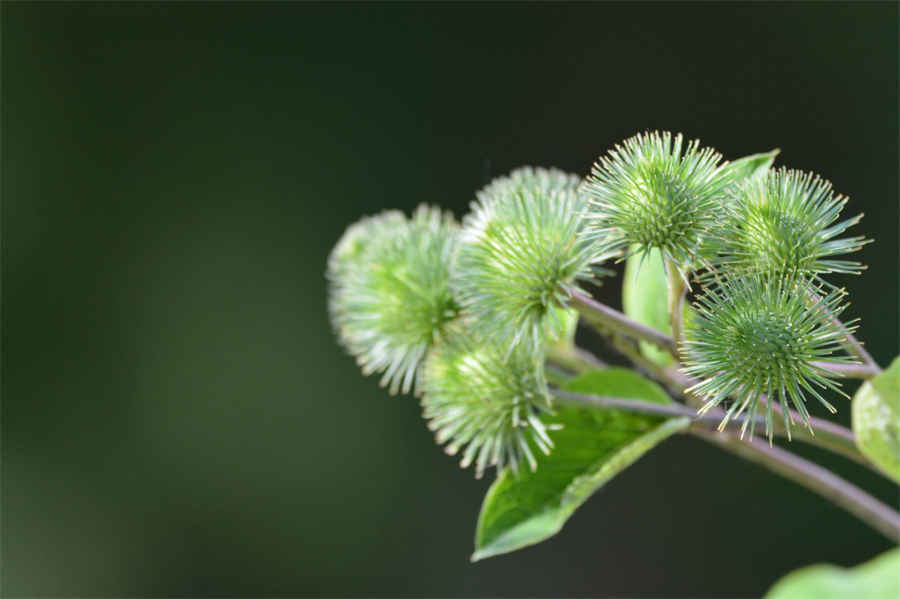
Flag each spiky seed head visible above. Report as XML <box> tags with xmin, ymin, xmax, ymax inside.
<box><xmin>421</xmin><ymin>326</ymin><xmax>555</xmax><ymax>478</ymax></box>
<box><xmin>453</xmin><ymin>167</ymin><xmax>609</xmax><ymax>350</ymax></box>
<box><xmin>327</xmin><ymin>205</ymin><xmax>459</xmax><ymax>395</ymax></box>
<box><xmin>327</xmin><ymin>210</ymin><xmax>406</xmax><ymax>281</ymax></box>
<box><xmin>716</xmin><ymin>168</ymin><xmax>869</xmax><ymax>281</ymax></box>
<box><xmin>584</xmin><ymin>131</ymin><xmax>731</xmax><ymax>269</ymax></box>
<box><xmin>682</xmin><ymin>274</ymin><xmax>857</xmax><ymax>441</ymax></box>
<box><xmin>476</xmin><ymin>166</ymin><xmax>581</xmax><ymax>206</ymax></box>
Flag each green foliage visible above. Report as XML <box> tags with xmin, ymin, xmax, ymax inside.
<box><xmin>718</xmin><ymin>148</ymin><xmax>780</xmax><ymax>183</ymax></box>
<box><xmin>472</xmin><ymin>369</ymin><xmax>689</xmax><ymax>560</ymax></box>
<box><xmin>327</xmin><ymin>130</ymin><xmax>886</xmax><ymax>570</ymax></box>
<box><xmin>421</xmin><ymin>326</ymin><xmax>553</xmax><ymax>478</ymax></box>
<box><xmin>717</xmin><ymin>168</ymin><xmax>869</xmax><ymax>280</ymax></box>
<box><xmin>622</xmin><ymin>247</ymin><xmax>676</xmax><ymax>367</ymax></box>
<box><xmin>764</xmin><ymin>547</ymin><xmax>900</xmax><ymax>599</ymax></box>
<box><xmin>683</xmin><ymin>274</ymin><xmax>854</xmax><ymax>440</ymax></box>
<box><xmin>453</xmin><ymin>167</ymin><xmax>608</xmax><ymax>350</ymax></box>
<box><xmin>584</xmin><ymin>131</ymin><xmax>732</xmax><ymax>269</ymax></box>
<box><xmin>327</xmin><ymin>205</ymin><xmax>459</xmax><ymax>395</ymax></box>
<box><xmin>853</xmin><ymin>356</ymin><xmax>900</xmax><ymax>482</ymax></box>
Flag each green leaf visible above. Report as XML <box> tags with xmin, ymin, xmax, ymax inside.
<box><xmin>472</xmin><ymin>368</ymin><xmax>688</xmax><ymax>561</ymax></box>
<box><xmin>622</xmin><ymin>247</ymin><xmax>683</xmax><ymax>367</ymax></box>
<box><xmin>721</xmin><ymin>148</ymin><xmax>780</xmax><ymax>182</ymax></box>
<box><xmin>765</xmin><ymin>547</ymin><xmax>900</xmax><ymax>599</ymax></box>
<box><xmin>852</xmin><ymin>356</ymin><xmax>900</xmax><ymax>482</ymax></box>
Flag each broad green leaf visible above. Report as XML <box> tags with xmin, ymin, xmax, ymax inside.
<box><xmin>765</xmin><ymin>547</ymin><xmax>900</xmax><ymax>599</ymax></box>
<box><xmin>622</xmin><ymin>247</ymin><xmax>686</xmax><ymax>367</ymax></box>
<box><xmin>472</xmin><ymin>369</ymin><xmax>688</xmax><ymax>561</ymax></box>
<box><xmin>720</xmin><ymin>148</ymin><xmax>780</xmax><ymax>182</ymax></box>
<box><xmin>870</xmin><ymin>356</ymin><xmax>900</xmax><ymax>410</ymax></box>
<box><xmin>852</xmin><ymin>356</ymin><xmax>900</xmax><ymax>482</ymax></box>
<box><xmin>622</xmin><ymin>247</ymin><xmax>672</xmax><ymax>367</ymax></box>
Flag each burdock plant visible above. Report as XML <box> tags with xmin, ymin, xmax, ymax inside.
<box><xmin>327</xmin><ymin>131</ymin><xmax>900</xmax><ymax>593</ymax></box>
<box><xmin>421</xmin><ymin>325</ymin><xmax>554</xmax><ymax>479</ymax></box>
<box><xmin>327</xmin><ymin>205</ymin><xmax>458</xmax><ymax>395</ymax></box>
<box><xmin>717</xmin><ymin>168</ymin><xmax>870</xmax><ymax>281</ymax></box>
<box><xmin>682</xmin><ymin>274</ymin><xmax>854</xmax><ymax>439</ymax></box>
<box><xmin>584</xmin><ymin>131</ymin><xmax>731</xmax><ymax>268</ymax></box>
<box><xmin>453</xmin><ymin>167</ymin><xmax>609</xmax><ymax>350</ymax></box>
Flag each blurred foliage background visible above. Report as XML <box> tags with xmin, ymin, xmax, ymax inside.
<box><xmin>3</xmin><ymin>2</ymin><xmax>897</xmax><ymax>596</ymax></box>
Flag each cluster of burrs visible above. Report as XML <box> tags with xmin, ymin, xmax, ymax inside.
<box><xmin>327</xmin><ymin>131</ymin><xmax>869</xmax><ymax>476</ymax></box>
<box><xmin>328</xmin><ymin>168</ymin><xmax>607</xmax><ymax>477</ymax></box>
<box><xmin>678</xmin><ymin>168</ymin><xmax>869</xmax><ymax>436</ymax></box>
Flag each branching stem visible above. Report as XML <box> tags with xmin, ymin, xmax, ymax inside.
<box><xmin>831</xmin><ymin>316</ymin><xmax>882</xmax><ymax>377</ymax></box>
<box><xmin>552</xmin><ymin>388</ymin><xmax>747</xmax><ymax>426</ymax></box>
<box><xmin>568</xmin><ymin>303</ymin><xmax>877</xmax><ymax>471</ymax></box>
<box><xmin>806</xmin><ymin>290</ymin><xmax>882</xmax><ymax>377</ymax></box>
<box><xmin>553</xmin><ymin>388</ymin><xmax>900</xmax><ymax>542</ymax></box>
<box><xmin>573</xmin><ymin>292</ymin><xmax>879</xmax><ymax>382</ymax></box>
<box><xmin>555</xmin><ymin>383</ymin><xmax>869</xmax><ymax>470</ymax></box>
<box><xmin>547</xmin><ymin>344</ymin><xmax>607</xmax><ymax>375</ymax></box>
<box><xmin>811</xmin><ymin>361</ymin><xmax>882</xmax><ymax>379</ymax></box>
<box><xmin>569</xmin><ymin>290</ymin><xmax>677</xmax><ymax>356</ymax></box>
<box><xmin>692</xmin><ymin>428</ymin><xmax>900</xmax><ymax>542</ymax></box>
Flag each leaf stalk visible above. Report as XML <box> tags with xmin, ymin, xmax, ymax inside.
<box><xmin>692</xmin><ymin>428</ymin><xmax>900</xmax><ymax>542</ymax></box>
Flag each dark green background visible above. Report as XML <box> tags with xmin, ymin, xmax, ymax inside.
<box><xmin>3</xmin><ymin>2</ymin><xmax>898</xmax><ymax>596</ymax></box>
